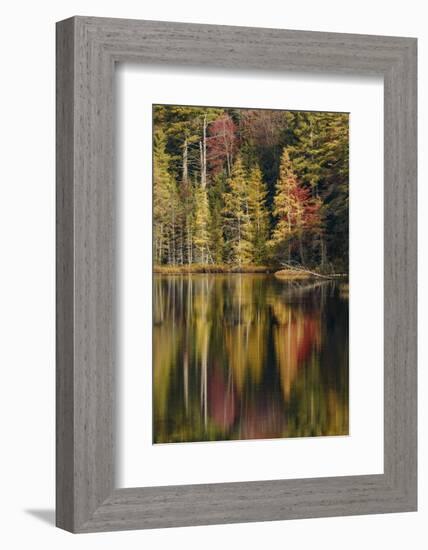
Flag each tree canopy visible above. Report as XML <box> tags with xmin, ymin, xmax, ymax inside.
<box><xmin>153</xmin><ymin>104</ymin><xmax>349</xmax><ymax>272</ymax></box>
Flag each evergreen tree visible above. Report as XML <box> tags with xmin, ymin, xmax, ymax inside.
<box><xmin>193</xmin><ymin>185</ymin><xmax>211</xmax><ymax>264</ymax></box>
<box><xmin>271</xmin><ymin>148</ymin><xmax>323</xmax><ymax>266</ymax></box>
<box><xmin>209</xmin><ymin>174</ymin><xmax>226</xmax><ymax>263</ymax></box>
<box><xmin>154</xmin><ymin>105</ymin><xmax>223</xmax><ymax>184</ymax></box>
<box><xmin>223</xmin><ymin>156</ymin><xmax>253</xmax><ymax>265</ymax></box>
<box><xmin>152</xmin><ymin>105</ymin><xmax>349</xmax><ymax>273</ymax></box>
<box><xmin>153</xmin><ymin>129</ymin><xmax>171</xmax><ymax>264</ymax></box>
<box><xmin>247</xmin><ymin>166</ymin><xmax>269</xmax><ymax>264</ymax></box>
<box><xmin>270</xmin><ymin>149</ymin><xmax>300</xmax><ymax>262</ymax></box>
<box><xmin>287</xmin><ymin>112</ymin><xmax>349</xmax><ymax>267</ymax></box>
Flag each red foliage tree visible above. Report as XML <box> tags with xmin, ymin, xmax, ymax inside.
<box><xmin>206</xmin><ymin>114</ymin><xmax>237</xmax><ymax>176</ymax></box>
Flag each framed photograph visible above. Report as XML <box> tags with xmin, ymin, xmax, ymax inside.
<box><xmin>150</xmin><ymin>104</ymin><xmax>350</xmax><ymax>446</ymax></box>
<box><xmin>56</xmin><ymin>16</ymin><xmax>417</xmax><ymax>532</ymax></box>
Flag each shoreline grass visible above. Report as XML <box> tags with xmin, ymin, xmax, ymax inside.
<box><xmin>274</xmin><ymin>268</ymin><xmax>348</xmax><ymax>281</ymax></box>
<box><xmin>274</xmin><ymin>269</ymin><xmax>318</xmax><ymax>280</ymax></box>
<box><xmin>153</xmin><ymin>264</ymin><xmax>273</xmax><ymax>275</ymax></box>
<box><xmin>153</xmin><ymin>264</ymin><xmax>349</xmax><ymax>279</ymax></box>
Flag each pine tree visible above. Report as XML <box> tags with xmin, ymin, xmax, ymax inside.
<box><xmin>153</xmin><ymin>130</ymin><xmax>182</xmax><ymax>265</ymax></box>
<box><xmin>153</xmin><ymin>105</ymin><xmax>223</xmax><ymax>185</ymax></box>
<box><xmin>209</xmin><ymin>174</ymin><xmax>226</xmax><ymax>264</ymax></box>
<box><xmin>193</xmin><ymin>185</ymin><xmax>211</xmax><ymax>264</ymax></box>
<box><xmin>223</xmin><ymin>156</ymin><xmax>254</xmax><ymax>266</ymax></box>
<box><xmin>153</xmin><ymin>130</ymin><xmax>170</xmax><ymax>264</ymax></box>
<box><xmin>247</xmin><ymin>166</ymin><xmax>269</xmax><ymax>264</ymax></box>
<box><xmin>287</xmin><ymin>112</ymin><xmax>349</xmax><ymax>268</ymax></box>
<box><xmin>152</xmin><ymin>104</ymin><xmax>349</xmax><ymax>273</ymax></box>
<box><xmin>270</xmin><ymin>149</ymin><xmax>300</xmax><ymax>262</ymax></box>
<box><xmin>271</xmin><ymin>148</ymin><xmax>324</xmax><ymax>266</ymax></box>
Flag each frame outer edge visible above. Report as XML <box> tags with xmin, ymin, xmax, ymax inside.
<box><xmin>56</xmin><ymin>16</ymin><xmax>76</xmax><ymax>532</ymax></box>
<box><xmin>383</xmin><ymin>39</ymin><xmax>417</xmax><ymax>511</ymax></box>
<box><xmin>55</xmin><ymin>16</ymin><xmax>418</xmax><ymax>532</ymax></box>
<box><xmin>72</xmin><ymin>15</ymin><xmax>116</xmax><ymax>531</ymax></box>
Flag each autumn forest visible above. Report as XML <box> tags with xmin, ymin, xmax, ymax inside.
<box><xmin>153</xmin><ymin>104</ymin><xmax>349</xmax><ymax>273</ymax></box>
<box><xmin>152</xmin><ymin>104</ymin><xmax>349</xmax><ymax>444</ymax></box>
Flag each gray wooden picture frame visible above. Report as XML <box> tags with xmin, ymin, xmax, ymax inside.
<box><xmin>56</xmin><ymin>16</ymin><xmax>417</xmax><ymax>533</ymax></box>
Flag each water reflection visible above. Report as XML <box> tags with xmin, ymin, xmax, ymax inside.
<box><xmin>153</xmin><ymin>274</ymin><xmax>348</xmax><ymax>443</ymax></box>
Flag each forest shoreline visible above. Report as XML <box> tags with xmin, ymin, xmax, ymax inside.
<box><xmin>153</xmin><ymin>264</ymin><xmax>273</xmax><ymax>275</ymax></box>
<box><xmin>154</xmin><ymin>264</ymin><xmax>348</xmax><ymax>280</ymax></box>
<box><xmin>153</xmin><ymin>106</ymin><xmax>349</xmax><ymax>274</ymax></box>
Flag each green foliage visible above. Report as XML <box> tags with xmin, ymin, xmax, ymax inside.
<box><xmin>153</xmin><ymin>129</ymin><xmax>182</xmax><ymax>265</ymax></box>
<box><xmin>246</xmin><ymin>166</ymin><xmax>269</xmax><ymax>263</ymax></box>
<box><xmin>286</xmin><ymin>112</ymin><xmax>349</xmax><ymax>267</ymax></box>
<box><xmin>154</xmin><ymin>105</ymin><xmax>223</xmax><ymax>182</ymax></box>
<box><xmin>270</xmin><ymin>149</ymin><xmax>299</xmax><ymax>259</ymax></box>
<box><xmin>222</xmin><ymin>156</ymin><xmax>254</xmax><ymax>265</ymax></box>
<box><xmin>193</xmin><ymin>186</ymin><xmax>211</xmax><ymax>263</ymax></box>
<box><xmin>208</xmin><ymin>174</ymin><xmax>226</xmax><ymax>263</ymax></box>
<box><xmin>153</xmin><ymin>105</ymin><xmax>349</xmax><ymax>272</ymax></box>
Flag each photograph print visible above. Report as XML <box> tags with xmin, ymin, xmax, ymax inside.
<box><xmin>152</xmin><ymin>104</ymin><xmax>349</xmax><ymax>444</ymax></box>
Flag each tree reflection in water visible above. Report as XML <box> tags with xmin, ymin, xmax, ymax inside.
<box><xmin>153</xmin><ymin>274</ymin><xmax>348</xmax><ymax>443</ymax></box>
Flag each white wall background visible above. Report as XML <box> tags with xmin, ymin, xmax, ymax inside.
<box><xmin>0</xmin><ymin>1</ymin><xmax>424</xmax><ymax>548</ymax></box>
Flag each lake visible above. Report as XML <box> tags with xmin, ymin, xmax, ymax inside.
<box><xmin>153</xmin><ymin>274</ymin><xmax>349</xmax><ymax>444</ymax></box>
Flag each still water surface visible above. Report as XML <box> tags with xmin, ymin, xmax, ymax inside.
<box><xmin>153</xmin><ymin>274</ymin><xmax>348</xmax><ymax>444</ymax></box>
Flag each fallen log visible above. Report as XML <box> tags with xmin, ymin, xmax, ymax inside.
<box><xmin>275</xmin><ymin>263</ymin><xmax>348</xmax><ymax>280</ymax></box>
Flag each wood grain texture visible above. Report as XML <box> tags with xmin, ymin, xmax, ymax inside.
<box><xmin>56</xmin><ymin>16</ymin><xmax>417</xmax><ymax>533</ymax></box>
<box><xmin>56</xmin><ymin>18</ymin><xmax>75</xmax><ymax>532</ymax></box>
